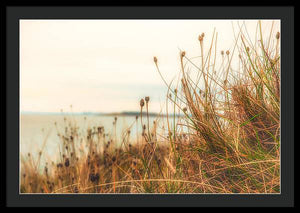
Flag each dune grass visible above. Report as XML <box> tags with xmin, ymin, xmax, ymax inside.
<box><xmin>20</xmin><ymin>22</ymin><xmax>280</xmax><ymax>193</ymax></box>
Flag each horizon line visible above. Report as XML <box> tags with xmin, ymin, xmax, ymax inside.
<box><xmin>20</xmin><ymin>111</ymin><xmax>179</xmax><ymax>116</ymax></box>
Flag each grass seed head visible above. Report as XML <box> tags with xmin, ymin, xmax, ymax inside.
<box><xmin>140</xmin><ymin>99</ymin><xmax>145</xmax><ymax>107</ymax></box>
<box><xmin>181</xmin><ymin>51</ymin><xmax>186</xmax><ymax>58</ymax></box>
<box><xmin>198</xmin><ymin>33</ymin><xmax>205</xmax><ymax>42</ymax></box>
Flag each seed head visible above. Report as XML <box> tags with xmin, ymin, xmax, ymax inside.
<box><xmin>89</xmin><ymin>173</ymin><xmax>99</xmax><ymax>183</ymax></box>
<box><xmin>226</xmin><ymin>50</ymin><xmax>230</xmax><ymax>55</ymax></box>
<box><xmin>198</xmin><ymin>33</ymin><xmax>204</xmax><ymax>42</ymax></box>
<box><xmin>64</xmin><ymin>158</ymin><xmax>70</xmax><ymax>167</ymax></box>
<box><xmin>221</xmin><ymin>50</ymin><xmax>224</xmax><ymax>55</ymax></box>
<box><xmin>153</xmin><ymin>56</ymin><xmax>158</xmax><ymax>63</ymax></box>
<box><xmin>276</xmin><ymin>32</ymin><xmax>280</xmax><ymax>40</ymax></box>
<box><xmin>181</xmin><ymin>51</ymin><xmax>186</xmax><ymax>58</ymax></box>
<box><xmin>140</xmin><ymin>99</ymin><xmax>145</xmax><ymax>107</ymax></box>
<box><xmin>183</xmin><ymin>107</ymin><xmax>187</xmax><ymax>113</ymax></box>
<box><xmin>145</xmin><ymin>96</ymin><xmax>150</xmax><ymax>103</ymax></box>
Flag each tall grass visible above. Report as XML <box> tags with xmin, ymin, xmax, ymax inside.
<box><xmin>20</xmin><ymin>22</ymin><xmax>280</xmax><ymax>193</ymax></box>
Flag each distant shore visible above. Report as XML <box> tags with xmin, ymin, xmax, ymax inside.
<box><xmin>21</xmin><ymin>111</ymin><xmax>181</xmax><ymax>117</ymax></box>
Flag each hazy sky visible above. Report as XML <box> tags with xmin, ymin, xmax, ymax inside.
<box><xmin>20</xmin><ymin>20</ymin><xmax>280</xmax><ymax>113</ymax></box>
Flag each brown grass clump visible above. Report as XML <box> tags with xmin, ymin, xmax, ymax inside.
<box><xmin>20</xmin><ymin>21</ymin><xmax>280</xmax><ymax>194</ymax></box>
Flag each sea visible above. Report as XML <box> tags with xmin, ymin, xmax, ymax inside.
<box><xmin>20</xmin><ymin>113</ymin><xmax>176</xmax><ymax>167</ymax></box>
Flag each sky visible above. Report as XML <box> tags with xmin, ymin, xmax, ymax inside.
<box><xmin>20</xmin><ymin>20</ymin><xmax>280</xmax><ymax>113</ymax></box>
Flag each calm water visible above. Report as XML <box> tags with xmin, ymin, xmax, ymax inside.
<box><xmin>20</xmin><ymin>114</ymin><xmax>173</xmax><ymax>165</ymax></box>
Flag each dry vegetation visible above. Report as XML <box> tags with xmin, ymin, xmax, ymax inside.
<box><xmin>20</xmin><ymin>22</ymin><xmax>280</xmax><ymax>193</ymax></box>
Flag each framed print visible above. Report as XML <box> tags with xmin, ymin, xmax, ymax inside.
<box><xmin>3</xmin><ymin>5</ymin><xmax>294</xmax><ymax>207</ymax></box>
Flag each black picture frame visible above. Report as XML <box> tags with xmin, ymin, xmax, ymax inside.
<box><xmin>3</xmin><ymin>5</ymin><xmax>294</xmax><ymax>207</ymax></box>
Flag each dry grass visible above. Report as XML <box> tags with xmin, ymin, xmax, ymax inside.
<box><xmin>20</xmin><ymin>21</ymin><xmax>280</xmax><ymax>194</ymax></box>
